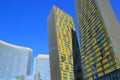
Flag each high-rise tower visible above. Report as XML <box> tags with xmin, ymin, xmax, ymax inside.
<box><xmin>0</xmin><ymin>40</ymin><xmax>32</xmax><ymax>80</ymax></box>
<box><xmin>75</xmin><ymin>0</ymin><xmax>120</xmax><ymax>80</ymax></box>
<box><xmin>33</xmin><ymin>54</ymin><xmax>50</xmax><ymax>80</ymax></box>
<box><xmin>48</xmin><ymin>6</ymin><xmax>81</xmax><ymax>80</ymax></box>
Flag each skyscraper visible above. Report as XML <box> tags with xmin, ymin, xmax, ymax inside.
<box><xmin>33</xmin><ymin>54</ymin><xmax>50</xmax><ymax>80</ymax></box>
<box><xmin>48</xmin><ymin>6</ymin><xmax>81</xmax><ymax>80</ymax></box>
<box><xmin>0</xmin><ymin>40</ymin><xmax>32</xmax><ymax>80</ymax></box>
<box><xmin>75</xmin><ymin>0</ymin><xmax>120</xmax><ymax>80</ymax></box>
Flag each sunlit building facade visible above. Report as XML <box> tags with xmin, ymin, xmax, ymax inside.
<box><xmin>48</xmin><ymin>6</ymin><xmax>82</xmax><ymax>80</ymax></box>
<box><xmin>75</xmin><ymin>0</ymin><xmax>120</xmax><ymax>80</ymax></box>
<box><xmin>0</xmin><ymin>40</ymin><xmax>32</xmax><ymax>80</ymax></box>
<box><xmin>33</xmin><ymin>54</ymin><xmax>50</xmax><ymax>80</ymax></box>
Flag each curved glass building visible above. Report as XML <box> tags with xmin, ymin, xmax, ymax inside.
<box><xmin>0</xmin><ymin>40</ymin><xmax>32</xmax><ymax>80</ymax></box>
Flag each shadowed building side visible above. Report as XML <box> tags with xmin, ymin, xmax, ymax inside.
<box><xmin>71</xmin><ymin>29</ymin><xmax>83</xmax><ymax>80</ymax></box>
<box><xmin>48</xmin><ymin>6</ymin><xmax>60</xmax><ymax>80</ymax></box>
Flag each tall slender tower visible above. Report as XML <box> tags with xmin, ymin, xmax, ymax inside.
<box><xmin>48</xmin><ymin>6</ymin><xmax>81</xmax><ymax>80</ymax></box>
<box><xmin>75</xmin><ymin>0</ymin><xmax>120</xmax><ymax>80</ymax></box>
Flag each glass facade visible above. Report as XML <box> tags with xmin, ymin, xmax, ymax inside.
<box><xmin>95</xmin><ymin>69</ymin><xmax>120</xmax><ymax>80</ymax></box>
<box><xmin>0</xmin><ymin>40</ymin><xmax>32</xmax><ymax>80</ymax></box>
<box><xmin>75</xmin><ymin>0</ymin><xmax>120</xmax><ymax>80</ymax></box>
<box><xmin>33</xmin><ymin>54</ymin><xmax>50</xmax><ymax>80</ymax></box>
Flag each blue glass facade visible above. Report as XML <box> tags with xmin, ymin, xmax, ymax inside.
<box><xmin>0</xmin><ymin>40</ymin><xmax>32</xmax><ymax>80</ymax></box>
<box><xmin>34</xmin><ymin>54</ymin><xmax>50</xmax><ymax>80</ymax></box>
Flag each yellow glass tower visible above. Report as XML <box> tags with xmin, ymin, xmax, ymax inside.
<box><xmin>75</xmin><ymin>0</ymin><xmax>120</xmax><ymax>80</ymax></box>
<box><xmin>48</xmin><ymin>6</ymin><xmax>81</xmax><ymax>80</ymax></box>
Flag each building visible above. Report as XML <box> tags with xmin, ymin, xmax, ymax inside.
<box><xmin>0</xmin><ymin>40</ymin><xmax>32</xmax><ymax>80</ymax></box>
<box><xmin>48</xmin><ymin>6</ymin><xmax>82</xmax><ymax>80</ymax></box>
<box><xmin>33</xmin><ymin>54</ymin><xmax>50</xmax><ymax>80</ymax></box>
<box><xmin>16</xmin><ymin>75</ymin><xmax>25</xmax><ymax>80</ymax></box>
<box><xmin>16</xmin><ymin>75</ymin><xmax>34</xmax><ymax>80</ymax></box>
<box><xmin>75</xmin><ymin>0</ymin><xmax>120</xmax><ymax>80</ymax></box>
<box><xmin>25</xmin><ymin>75</ymin><xmax>34</xmax><ymax>80</ymax></box>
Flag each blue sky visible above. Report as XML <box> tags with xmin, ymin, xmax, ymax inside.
<box><xmin>0</xmin><ymin>0</ymin><xmax>120</xmax><ymax>74</ymax></box>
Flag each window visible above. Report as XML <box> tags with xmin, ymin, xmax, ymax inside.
<box><xmin>61</xmin><ymin>54</ymin><xmax>66</xmax><ymax>62</ymax></box>
<box><xmin>108</xmin><ymin>37</ymin><xmax>113</xmax><ymax>47</ymax></box>
<box><xmin>92</xmin><ymin>65</ymin><xmax>96</xmax><ymax>70</ymax></box>
<box><xmin>110</xmin><ymin>47</ymin><xmax>114</xmax><ymax>52</ymax></box>
<box><xmin>96</xmin><ymin>40</ymin><xmax>101</xmax><ymax>45</ymax></box>
<box><xmin>93</xmin><ymin>74</ymin><xmax>98</xmax><ymax>79</ymax></box>
<box><xmin>100</xmin><ymin>48</ymin><xmax>105</xmax><ymax>58</ymax></box>
<box><xmin>92</xmin><ymin>64</ymin><xmax>96</xmax><ymax>74</ymax></box>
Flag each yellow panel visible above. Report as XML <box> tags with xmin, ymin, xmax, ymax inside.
<box><xmin>96</xmin><ymin>62</ymin><xmax>101</xmax><ymax>67</ymax></box>
<box><xmin>81</xmin><ymin>54</ymin><xmax>85</xmax><ymax>59</ymax></box>
<box><xmin>87</xmin><ymin>50</ymin><xmax>91</xmax><ymax>55</ymax></box>
<box><xmin>87</xmin><ymin>68</ymin><xmax>91</xmax><ymax>72</ymax></box>
<box><xmin>106</xmin><ymin>51</ymin><xmax>110</xmax><ymax>56</ymax></box>
<box><xmin>93</xmin><ymin>45</ymin><xmax>97</xmax><ymax>49</ymax></box>
<box><xmin>97</xmin><ymin>56</ymin><xmax>102</xmax><ymax>62</ymax></box>
<box><xmin>88</xmin><ymin>77</ymin><xmax>93</xmax><ymax>80</ymax></box>
<box><xmin>112</xmin><ymin>64</ymin><xmax>117</xmax><ymax>71</ymax></box>
<box><xmin>62</xmin><ymin>63</ymin><xmax>65</xmax><ymax>71</ymax></box>
<box><xmin>111</xmin><ymin>60</ymin><xmax>116</xmax><ymax>65</ymax></box>
<box><xmin>103</xmin><ymin>63</ymin><xmax>109</xmax><ymax>69</ymax></box>
<box><xmin>61</xmin><ymin>72</ymin><xmax>63</xmax><ymax>80</ymax></box>
<box><xmin>88</xmin><ymin>72</ymin><xmax>92</xmax><ymax>77</ymax></box>
<box><xmin>85</xmin><ymin>64</ymin><xmax>89</xmax><ymax>69</ymax></box>
<box><xmin>90</xmin><ymin>61</ymin><xmax>94</xmax><ymax>66</ymax></box>
<box><xmin>86</xmin><ymin>47</ymin><xmax>90</xmax><ymax>52</ymax></box>
<box><xmin>96</xmin><ymin>52</ymin><xmax>101</xmax><ymax>57</ymax></box>
<box><xmin>97</xmin><ymin>67</ymin><xmax>102</xmax><ymax>72</ymax></box>
<box><xmin>105</xmin><ymin>68</ymin><xmax>110</xmax><ymax>74</ymax></box>
<box><xmin>67</xmin><ymin>72</ymin><xmax>69</xmax><ymax>79</ymax></box>
<box><xmin>98</xmin><ymin>71</ymin><xmax>103</xmax><ymax>77</ymax></box>
<box><xmin>89</xmin><ymin>57</ymin><xmax>93</xmax><ymax>61</ymax></box>
<box><xmin>104</xmin><ymin>46</ymin><xmax>109</xmax><ymax>51</ymax></box>
<box><xmin>86</xmin><ymin>43</ymin><xmax>89</xmax><ymax>48</ymax></box>
<box><xmin>85</xmin><ymin>59</ymin><xmax>88</xmax><ymax>65</ymax></box>
<box><xmin>102</xmin><ymin>58</ymin><xmax>108</xmax><ymax>64</ymax></box>
<box><xmin>96</xmin><ymin>47</ymin><xmax>100</xmax><ymax>52</ymax></box>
